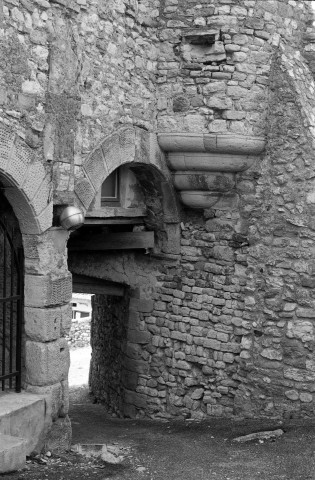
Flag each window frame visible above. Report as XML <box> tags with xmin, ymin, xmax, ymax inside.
<box><xmin>101</xmin><ymin>169</ymin><xmax>120</xmax><ymax>206</ymax></box>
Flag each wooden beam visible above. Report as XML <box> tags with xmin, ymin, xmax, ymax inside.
<box><xmin>83</xmin><ymin>218</ymin><xmax>145</xmax><ymax>226</ymax></box>
<box><xmin>86</xmin><ymin>207</ymin><xmax>146</xmax><ymax>218</ymax></box>
<box><xmin>72</xmin><ymin>274</ymin><xmax>125</xmax><ymax>296</ymax></box>
<box><xmin>69</xmin><ymin>231</ymin><xmax>154</xmax><ymax>251</ymax></box>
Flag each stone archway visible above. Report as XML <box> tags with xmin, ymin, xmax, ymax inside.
<box><xmin>0</xmin><ymin>124</ymin><xmax>53</xmax><ymax>234</ymax></box>
<box><xmin>0</xmin><ymin>122</ymin><xmax>72</xmax><ymax>453</ymax></box>
<box><xmin>74</xmin><ymin>127</ymin><xmax>181</xmax><ymax>254</ymax></box>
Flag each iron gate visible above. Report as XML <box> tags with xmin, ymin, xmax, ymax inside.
<box><xmin>0</xmin><ymin>214</ymin><xmax>23</xmax><ymax>392</ymax></box>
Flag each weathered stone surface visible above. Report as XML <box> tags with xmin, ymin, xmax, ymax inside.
<box><xmin>285</xmin><ymin>390</ymin><xmax>299</xmax><ymax>401</ymax></box>
<box><xmin>25</xmin><ymin>339</ymin><xmax>70</xmax><ymax>386</ymax></box>
<box><xmin>25</xmin><ymin>307</ymin><xmax>61</xmax><ymax>342</ymax></box>
<box><xmin>25</xmin><ymin>275</ymin><xmax>72</xmax><ymax>307</ymax></box>
<box><xmin>287</xmin><ymin>320</ymin><xmax>314</xmax><ymax>343</ymax></box>
<box><xmin>260</xmin><ymin>349</ymin><xmax>282</xmax><ymax>361</ymax></box>
<box><xmin>0</xmin><ymin>434</ymin><xmax>26</xmax><ymax>474</ymax></box>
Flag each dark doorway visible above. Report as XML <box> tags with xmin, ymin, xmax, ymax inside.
<box><xmin>0</xmin><ymin>191</ymin><xmax>24</xmax><ymax>392</ymax></box>
<box><xmin>69</xmin><ymin>276</ymin><xmax>129</xmax><ymax>416</ymax></box>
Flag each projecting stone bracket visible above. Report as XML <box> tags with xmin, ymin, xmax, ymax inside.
<box><xmin>158</xmin><ymin>133</ymin><xmax>265</xmax><ymax>210</ymax></box>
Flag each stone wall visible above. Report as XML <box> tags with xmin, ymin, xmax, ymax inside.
<box><xmin>157</xmin><ymin>0</ymin><xmax>309</xmax><ymax>137</ymax></box>
<box><xmin>2</xmin><ymin>0</ymin><xmax>315</xmax><ymax>432</ymax></box>
<box><xmin>70</xmin><ymin>218</ymin><xmax>246</xmax><ymax>419</ymax></box>
<box><xmin>0</xmin><ymin>0</ymin><xmax>160</xmax><ymax>206</ymax></box>
<box><xmin>90</xmin><ymin>293</ymin><xmax>130</xmax><ymax>416</ymax></box>
<box><xmin>234</xmin><ymin>46</ymin><xmax>315</xmax><ymax>418</ymax></box>
<box><xmin>67</xmin><ymin>319</ymin><xmax>91</xmax><ymax>349</ymax></box>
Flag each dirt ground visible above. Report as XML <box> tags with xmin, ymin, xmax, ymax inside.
<box><xmin>2</xmin><ymin>347</ymin><xmax>315</xmax><ymax>480</ymax></box>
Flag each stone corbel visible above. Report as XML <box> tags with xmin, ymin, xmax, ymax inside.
<box><xmin>158</xmin><ymin>133</ymin><xmax>265</xmax><ymax>210</ymax></box>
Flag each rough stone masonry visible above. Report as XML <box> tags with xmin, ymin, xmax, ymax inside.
<box><xmin>1</xmin><ymin>0</ymin><xmax>315</xmax><ymax>440</ymax></box>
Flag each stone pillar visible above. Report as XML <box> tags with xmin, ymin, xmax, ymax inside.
<box><xmin>22</xmin><ymin>227</ymin><xmax>72</xmax><ymax>448</ymax></box>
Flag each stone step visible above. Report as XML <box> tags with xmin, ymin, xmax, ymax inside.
<box><xmin>0</xmin><ymin>392</ymin><xmax>48</xmax><ymax>455</ymax></box>
<box><xmin>0</xmin><ymin>433</ymin><xmax>26</xmax><ymax>473</ymax></box>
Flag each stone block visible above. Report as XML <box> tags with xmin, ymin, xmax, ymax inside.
<box><xmin>125</xmin><ymin>342</ymin><xmax>141</xmax><ymax>360</ymax></box>
<box><xmin>74</xmin><ymin>178</ymin><xmax>95</xmax><ymax>211</ymax></box>
<box><xmin>191</xmin><ymin>388</ymin><xmax>204</xmax><ymax>400</ymax></box>
<box><xmin>260</xmin><ymin>348</ymin><xmax>282</xmax><ymax>361</ymax></box>
<box><xmin>296</xmin><ymin>308</ymin><xmax>315</xmax><ymax>318</ymax></box>
<box><xmin>25</xmin><ymin>339</ymin><xmax>70</xmax><ymax>386</ymax></box>
<box><xmin>284</xmin><ymin>390</ymin><xmax>299</xmax><ymax>401</ymax></box>
<box><xmin>0</xmin><ymin>392</ymin><xmax>48</xmax><ymax>455</ymax></box>
<box><xmin>123</xmin><ymin>403</ymin><xmax>136</xmax><ymax>418</ymax></box>
<box><xmin>213</xmin><ymin>246</ymin><xmax>234</xmax><ymax>262</ymax></box>
<box><xmin>124</xmin><ymin>357</ymin><xmax>149</xmax><ymax>375</ymax></box>
<box><xmin>36</xmin><ymin>202</ymin><xmax>53</xmax><ymax>233</ymax></box>
<box><xmin>284</xmin><ymin>366</ymin><xmax>315</xmax><ymax>382</ymax></box>
<box><xmin>60</xmin><ymin>380</ymin><xmax>69</xmax><ymax>417</ymax></box>
<box><xmin>60</xmin><ymin>304</ymin><xmax>72</xmax><ymax>336</ymax></box>
<box><xmin>287</xmin><ymin>319</ymin><xmax>314</xmax><ymax>343</ymax></box>
<box><xmin>129</xmin><ymin>298</ymin><xmax>154</xmax><ymax>312</ymax></box>
<box><xmin>18</xmin><ymin>93</ymin><xmax>35</xmax><ymax>110</ymax></box>
<box><xmin>25</xmin><ymin>307</ymin><xmax>61</xmax><ymax>342</ymax></box>
<box><xmin>0</xmin><ymin>88</ymin><xmax>7</xmax><ymax>105</ymax></box>
<box><xmin>163</xmin><ymin>223</ymin><xmax>181</xmax><ymax>254</ymax></box>
<box><xmin>127</xmin><ymin>329</ymin><xmax>151</xmax><ymax>344</ymax></box>
<box><xmin>8</xmin><ymin>142</ymin><xmax>31</xmax><ymax>187</ymax></box>
<box><xmin>207</xmin><ymin>404</ymin><xmax>223</xmax><ymax>416</ymax></box>
<box><xmin>25</xmin><ymin>274</ymin><xmax>72</xmax><ymax>307</ymax></box>
<box><xmin>83</xmin><ymin>147</ymin><xmax>107</xmax><ymax>193</ymax></box>
<box><xmin>25</xmin><ymin>382</ymin><xmax>62</xmax><ymax>420</ymax></box>
<box><xmin>204</xmin><ymin>338</ymin><xmax>221</xmax><ymax>350</ymax></box>
<box><xmin>31</xmin><ymin>177</ymin><xmax>53</xmax><ymax>216</ymax></box>
<box><xmin>0</xmin><ymin>434</ymin><xmax>26</xmax><ymax>474</ymax></box>
<box><xmin>171</xmin><ymin>331</ymin><xmax>187</xmax><ymax>342</ymax></box>
<box><xmin>122</xmin><ymin>370</ymin><xmax>138</xmax><ymax>390</ymax></box>
<box><xmin>124</xmin><ymin>390</ymin><xmax>147</xmax><ymax>409</ymax></box>
<box><xmin>300</xmin><ymin>393</ymin><xmax>313</xmax><ymax>403</ymax></box>
<box><xmin>22</xmin><ymin>161</ymin><xmax>47</xmax><ymax>202</ymax></box>
<box><xmin>223</xmin><ymin>353</ymin><xmax>234</xmax><ymax>363</ymax></box>
<box><xmin>191</xmin><ymin>326</ymin><xmax>204</xmax><ymax>336</ymax></box>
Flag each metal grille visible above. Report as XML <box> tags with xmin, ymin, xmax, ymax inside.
<box><xmin>0</xmin><ymin>215</ymin><xmax>23</xmax><ymax>392</ymax></box>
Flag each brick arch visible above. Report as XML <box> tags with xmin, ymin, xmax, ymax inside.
<box><xmin>74</xmin><ymin>126</ymin><xmax>180</xmax><ymax>225</ymax></box>
<box><xmin>0</xmin><ymin>123</ymin><xmax>53</xmax><ymax>234</ymax></box>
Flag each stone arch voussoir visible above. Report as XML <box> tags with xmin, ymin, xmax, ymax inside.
<box><xmin>0</xmin><ymin>122</ymin><xmax>53</xmax><ymax>234</ymax></box>
<box><xmin>75</xmin><ymin>126</ymin><xmax>180</xmax><ymax>224</ymax></box>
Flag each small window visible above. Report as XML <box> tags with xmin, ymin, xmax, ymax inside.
<box><xmin>101</xmin><ymin>170</ymin><xmax>120</xmax><ymax>205</ymax></box>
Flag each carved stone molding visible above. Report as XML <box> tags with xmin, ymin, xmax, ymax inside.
<box><xmin>158</xmin><ymin>133</ymin><xmax>265</xmax><ymax>209</ymax></box>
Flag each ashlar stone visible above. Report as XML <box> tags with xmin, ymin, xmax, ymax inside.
<box><xmin>25</xmin><ymin>307</ymin><xmax>61</xmax><ymax>342</ymax></box>
<box><xmin>25</xmin><ymin>339</ymin><xmax>70</xmax><ymax>386</ymax></box>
